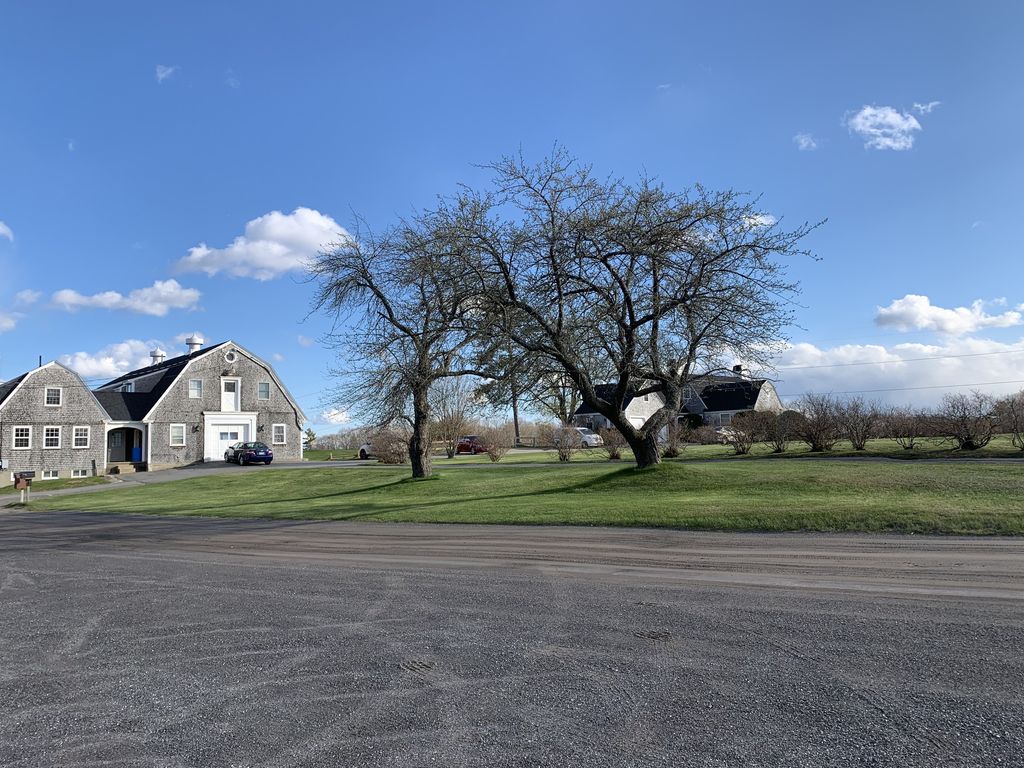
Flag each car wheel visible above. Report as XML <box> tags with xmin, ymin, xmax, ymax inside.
<box><xmin>359</xmin><ymin>449</ymin><xmax>368</xmax><ymax>460</ymax></box>
<box><xmin>470</xmin><ymin>447</ymin><xmax>477</xmax><ymax>455</ymax></box>
<box><xmin>265</xmin><ymin>460</ymin><xmax>272</xmax><ymax>465</ymax></box>
<box><xmin>239</xmin><ymin>454</ymin><xmax>247</xmax><ymax>466</ymax></box>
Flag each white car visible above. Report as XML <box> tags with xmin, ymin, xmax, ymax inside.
<box><xmin>357</xmin><ymin>442</ymin><xmax>374</xmax><ymax>460</ymax></box>
<box><xmin>554</xmin><ymin>427</ymin><xmax>605</xmax><ymax>449</ymax></box>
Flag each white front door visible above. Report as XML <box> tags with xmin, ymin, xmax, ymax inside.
<box><xmin>215</xmin><ymin>425</ymin><xmax>248</xmax><ymax>458</ymax></box>
<box><xmin>221</xmin><ymin>379</ymin><xmax>240</xmax><ymax>412</ymax></box>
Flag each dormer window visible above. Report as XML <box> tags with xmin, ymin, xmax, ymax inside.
<box><xmin>120</xmin><ymin>382</ymin><xmax>134</xmax><ymax>393</ymax></box>
<box><xmin>44</xmin><ymin>387</ymin><xmax>62</xmax><ymax>406</ymax></box>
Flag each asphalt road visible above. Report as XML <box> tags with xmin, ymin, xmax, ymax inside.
<box><xmin>0</xmin><ymin>512</ymin><xmax>1021</xmax><ymax>767</ymax></box>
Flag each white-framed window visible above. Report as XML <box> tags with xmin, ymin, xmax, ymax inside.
<box><xmin>72</xmin><ymin>469</ymin><xmax>89</xmax><ymax>478</ymax></box>
<box><xmin>73</xmin><ymin>426</ymin><xmax>90</xmax><ymax>448</ymax></box>
<box><xmin>45</xmin><ymin>387</ymin><xmax>62</xmax><ymax>406</ymax></box>
<box><xmin>258</xmin><ymin>382</ymin><xmax>271</xmax><ymax>400</ymax></box>
<box><xmin>169</xmin><ymin>424</ymin><xmax>186</xmax><ymax>447</ymax></box>
<box><xmin>42</xmin><ymin>470</ymin><xmax>59</xmax><ymax>479</ymax></box>
<box><xmin>188</xmin><ymin>379</ymin><xmax>203</xmax><ymax>398</ymax></box>
<box><xmin>272</xmin><ymin>424</ymin><xmax>286</xmax><ymax>445</ymax></box>
<box><xmin>119</xmin><ymin>382</ymin><xmax>134</xmax><ymax>393</ymax></box>
<box><xmin>721</xmin><ymin>413</ymin><xmax>732</xmax><ymax>426</ymax></box>
<box><xmin>44</xmin><ymin>426</ymin><xmax>61</xmax><ymax>449</ymax></box>
<box><xmin>13</xmin><ymin>426</ymin><xmax>31</xmax><ymax>449</ymax></box>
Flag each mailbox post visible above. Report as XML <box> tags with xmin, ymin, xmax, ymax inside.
<box><xmin>13</xmin><ymin>471</ymin><xmax>34</xmax><ymax>504</ymax></box>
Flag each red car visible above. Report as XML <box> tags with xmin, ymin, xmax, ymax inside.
<box><xmin>455</xmin><ymin>435</ymin><xmax>490</xmax><ymax>455</ymax></box>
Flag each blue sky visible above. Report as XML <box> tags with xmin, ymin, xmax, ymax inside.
<box><xmin>2</xmin><ymin>1</ymin><xmax>1023</xmax><ymax>428</ymax></box>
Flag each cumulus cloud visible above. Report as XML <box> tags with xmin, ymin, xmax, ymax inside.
<box><xmin>155</xmin><ymin>64</ymin><xmax>178</xmax><ymax>83</ymax></box>
<box><xmin>913</xmin><ymin>101</ymin><xmax>941</xmax><ymax>114</ymax></box>
<box><xmin>845</xmin><ymin>105</ymin><xmax>922</xmax><ymax>150</ymax></box>
<box><xmin>875</xmin><ymin>294</ymin><xmax>1022</xmax><ymax>335</ymax></box>
<box><xmin>14</xmin><ymin>289</ymin><xmax>40</xmax><ymax>305</ymax></box>
<box><xmin>769</xmin><ymin>336</ymin><xmax>1024</xmax><ymax>407</ymax></box>
<box><xmin>793</xmin><ymin>132</ymin><xmax>817</xmax><ymax>151</ymax></box>
<box><xmin>319</xmin><ymin>408</ymin><xmax>350</xmax><ymax>425</ymax></box>
<box><xmin>175</xmin><ymin>207</ymin><xmax>348</xmax><ymax>280</ymax></box>
<box><xmin>60</xmin><ymin>339</ymin><xmax>170</xmax><ymax>379</ymax></box>
<box><xmin>0</xmin><ymin>221</ymin><xmax>13</xmax><ymax>241</ymax></box>
<box><xmin>297</xmin><ymin>334</ymin><xmax>315</xmax><ymax>347</ymax></box>
<box><xmin>52</xmin><ymin>279</ymin><xmax>201</xmax><ymax>316</ymax></box>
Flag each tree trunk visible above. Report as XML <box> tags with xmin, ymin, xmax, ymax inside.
<box><xmin>409</xmin><ymin>387</ymin><xmax>432</xmax><ymax>478</ymax></box>
<box><xmin>511</xmin><ymin>382</ymin><xmax>521</xmax><ymax>447</ymax></box>
<box><xmin>629</xmin><ymin>431</ymin><xmax>662</xmax><ymax>469</ymax></box>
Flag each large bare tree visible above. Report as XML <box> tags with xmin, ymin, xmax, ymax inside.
<box><xmin>446</xmin><ymin>150</ymin><xmax>817</xmax><ymax>468</ymax></box>
<box><xmin>310</xmin><ymin>218</ymin><xmax>477</xmax><ymax>478</ymax></box>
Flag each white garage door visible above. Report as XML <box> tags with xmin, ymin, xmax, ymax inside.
<box><xmin>215</xmin><ymin>424</ymin><xmax>249</xmax><ymax>458</ymax></box>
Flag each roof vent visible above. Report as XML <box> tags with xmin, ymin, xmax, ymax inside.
<box><xmin>732</xmin><ymin>364</ymin><xmax>750</xmax><ymax>378</ymax></box>
<box><xmin>150</xmin><ymin>349</ymin><xmax>166</xmax><ymax>365</ymax></box>
<box><xmin>185</xmin><ymin>335</ymin><xmax>204</xmax><ymax>354</ymax></box>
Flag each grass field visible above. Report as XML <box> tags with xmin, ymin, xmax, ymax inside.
<box><xmin>306</xmin><ymin>436</ymin><xmax>1024</xmax><ymax>465</ymax></box>
<box><xmin>30</xmin><ymin>461</ymin><xmax>1024</xmax><ymax>534</ymax></box>
<box><xmin>0</xmin><ymin>476</ymin><xmax>109</xmax><ymax>495</ymax></box>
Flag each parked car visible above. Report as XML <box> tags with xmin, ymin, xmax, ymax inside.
<box><xmin>455</xmin><ymin>435</ymin><xmax>490</xmax><ymax>455</ymax></box>
<box><xmin>357</xmin><ymin>442</ymin><xmax>374</xmax><ymax>460</ymax></box>
<box><xmin>224</xmin><ymin>441</ymin><xmax>274</xmax><ymax>465</ymax></box>
<box><xmin>554</xmin><ymin>427</ymin><xmax>605</xmax><ymax>449</ymax></box>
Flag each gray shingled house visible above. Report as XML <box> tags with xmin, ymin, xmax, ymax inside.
<box><xmin>93</xmin><ymin>337</ymin><xmax>306</xmax><ymax>470</ymax></box>
<box><xmin>0</xmin><ymin>362</ymin><xmax>109</xmax><ymax>484</ymax></box>
<box><xmin>1</xmin><ymin>337</ymin><xmax>305</xmax><ymax>485</ymax></box>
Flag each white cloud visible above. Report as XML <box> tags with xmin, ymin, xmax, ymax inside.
<box><xmin>0</xmin><ymin>221</ymin><xmax>13</xmax><ymax>241</ymax></box>
<box><xmin>155</xmin><ymin>64</ymin><xmax>178</xmax><ymax>83</ymax></box>
<box><xmin>272</xmin><ymin>352</ymin><xmax>285</xmax><ymax>362</ymax></box>
<box><xmin>770</xmin><ymin>336</ymin><xmax>1024</xmax><ymax>407</ymax></box>
<box><xmin>225</xmin><ymin>70</ymin><xmax>240</xmax><ymax>89</ymax></box>
<box><xmin>175</xmin><ymin>207</ymin><xmax>348</xmax><ymax>280</ymax></box>
<box><xmin>319</xmin><ymin>408</ymin><xmax>350</xmax><ymax>425</ymax></box>
<box><xmin>875</xmin><ymin>294</ymin><xmax>1022</xmax><ymax>335</ymax></box>
<box><xmin>913</xmin><ymin>101</ymin><xmax>941</xmax><ymax>114</ymax></box>
<box><xmin>793</xmin><ymin>132</ymin><xmax>817</xmax><ymax>151</ymax></box>
<box><xmin>297</xmin><ymin>334</ymin><xmax>314</xmax><ymax>347</ymax></box>
<box><xmin>656</xmin><ymin>83</ymin><xmax>672</xmax><ymax>91</ymax></box>
<box><xmin>67</xmin><ymin>139</ymin><xmax>76</xmax><ymax>152</ymax></box>
<box><xmin>845</xmin><ymin>105</ymin><xmax>922</xmax><ymax>150</ymax></box>
<box><xmin>0</xmin><ymin>312</ymin><xmax>17</xmax><ymax>333</ymax></box>
<box><xmin>14</xmin><ymin>289</ymin><xmax>40</xmax><ymax>305</ymax></box>
<box><xmin>743</xmin><ymin>213</ymin><xmax>777</xmax><ymax>229</ymax></box>
<box><xmin>52</xmin><ymin>279</ymin><xmax>201</xmax><ymax>317</ymax></box>
<box><xmin>60</xmin><ymin>339</ymin><xmax>161</xmax><ymax>379</ymax></box>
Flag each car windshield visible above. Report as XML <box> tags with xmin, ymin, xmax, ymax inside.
<box><xmin>577</xmin><ymin>428</ymin><xmax>595</xmax><ymax>436</ymax></box>
<box><xmin>244</xmin><ymin>442</ymin><xmax>268</xmax><ymax>450</ymax></box>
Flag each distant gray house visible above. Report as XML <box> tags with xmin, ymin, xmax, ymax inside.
<box><xmin>0</xmin><ymin>362</ymin><xmax>109</xmax><ymax>484</ymax></box>
<box><xmin>1</xmin><ymin>337</ymin><xmax>305</xmax><ymax>485</ymax></box>
<box><xmin>573</xmin><ymin>366</ymin><xmax>783</xmax><ymax>431</ymax></box>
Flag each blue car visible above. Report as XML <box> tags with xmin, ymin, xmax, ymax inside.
<box><xmin>225</xmin><ymin>441</ymin><xmax>274</xmax><ymax>465</ymax></box>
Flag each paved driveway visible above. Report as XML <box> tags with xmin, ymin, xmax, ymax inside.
<box><xmin>0</xmin><ymin>512</ymin><xmax>1021</xmax><ymax>767</ymax></box>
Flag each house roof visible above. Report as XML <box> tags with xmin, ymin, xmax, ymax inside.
<box><xmin>98</xmin><ymin>343</ymin><xmax>226</xmax><ymax>392</ymax></box>
<box><xmin>0</xmin><ymin>373</ymin><xmax>28</xmax><ymax>409</ymax></box>
<box><xmin>93</xmin><ymin>391</ymin><xmax>161</xmax><ymax>421</ymax></box>
<box><xmin>698</xmin><ymin>379</ymin><xmax>766</xmax><ymax>412</ymax></box>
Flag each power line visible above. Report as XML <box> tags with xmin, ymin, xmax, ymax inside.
<box><xmin>768</xmin><ymin>347</ymin><xmax>1024</xmax><ymax>372</ymax></box>
<box><xmin>778</xmin><ymin>378</ymin><xmax>1024</xmax><ymax>398</ymax></box>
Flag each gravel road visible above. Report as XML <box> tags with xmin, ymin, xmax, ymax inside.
<box><xmin>0</xmin><ymin>511</ymin><xmax>1021</xmax><ymax>767</ymax></box>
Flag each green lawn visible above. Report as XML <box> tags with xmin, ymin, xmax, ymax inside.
<box><xmin>307</xmin><ymin>436</ymin><xmax>1024</xmax><ymax>465</ymax></box>
<box><xmin>29</xmin><ymin>461</ymin><xmax>1024</xmax><ymax>534</ymax></box>
<box><xmin>0</xmin><ymin>476</ymin><xmax>109</xmax><ymax>495</ymax></box>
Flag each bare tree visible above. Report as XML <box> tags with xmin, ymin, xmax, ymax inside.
<box><xmin>480</xmin><ymin>422</ymin><xmax>516</xmax><ymax>462</ymax></box>
<box><xmin>837</xmin><ymin>397</ymin><xmax>879</xmax><ymax>451</ymax></box>
<box><xmin>597</xmin><ymin>427</ymin><xmax>628</xmax><ymax>460</ymax></box>
<box><xmin>747</xmin><ymin>409</ymin><xmax>798</xmax><ymax>453</ymax></box>
<box><xmin>794</xmin><ymin>393</ymin><xmax>841</xmax><ymax>452</ymax></box>
<box><xmin>883</xmin><ymin>407</ymin><xmax>927</xmax><ymax>451</ymax></box>
<box><xmin>995</xmin><ymin>391</ymin><xmax>1024</xmax><ymax>451</ymax></box>
<box><xmin>310</xmin><ymin>217</ymin><xmax>478</xmax><ymax>478</ymax></box>
<box><xmin>936</xmin><ymin>391</ymin><xmax>996</xmax><ymax>451</ymax></box>
<box><xmin>446</xmin><ymin>149</ymin><xmax>816</xmax><ymax>469</ymax></box>
<box><xmin>431</xmin><ymin>377</ymin><xmax>485</xmax><ymax>458</ymax></box>
<box><xmin>554</xmin><ymin>422</ymin><xmax>582</xmax><ymax>462</ymax></box>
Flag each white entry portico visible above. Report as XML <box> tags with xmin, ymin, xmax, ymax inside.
<box><xmin>202</xmin><ymin>411</ymin><xmax>258</xmax><ymax>462</ymax></box>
